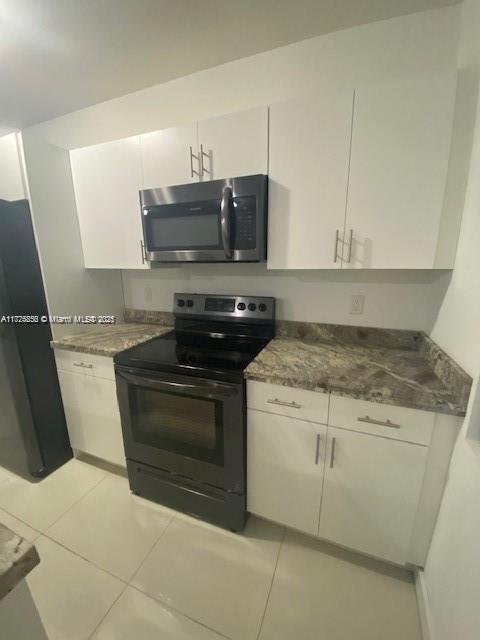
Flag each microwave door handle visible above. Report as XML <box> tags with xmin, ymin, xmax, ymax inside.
<box><xmin>117</xmin><ymin>370</ymin><xmax>238</xmax><ymax>399</ymax></box>
<box><xmin>220</xmin><ymin>186</ymin><xmax>233</xmax><ymax>259</ymax></box>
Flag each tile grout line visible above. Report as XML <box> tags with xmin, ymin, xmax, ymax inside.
<box><xmin>0</xmin><ymin>461</ymin><xmax>109</xmax><ymax>537</ymax></box>
<box><xmin>127</xmin><ymin>581</ymin><xmax>233</xmax><ymax>640</ymax></box>
<box><xmin>127</xmin><ymin>512</ymin><xmax>235</xmax><ymax>639</ymax></box>
<box><xmin>87</xmin><ymin>580</ymin><xmax>130</xmax><ymax>640</ymax></box>
<box><xmin>255</xmin><ymin>526</ymin><xmax>287</xmax><ymax>640</ymax></box>
<box><xmin>42</xmin><ymin>488</ymin><xmax>178</xmax><ymax>584</ymax></box>
<box><xmin>42</xmin><ymin>466</ymin><xmax>110</xmax><ymax>535</ymax></box>
<box><xmin>127</xmin><ymin>510</ymin><xmax>178</xmax><ymax>585</ymax></box>
<box><xmin>41</xmin><ymin>533</ymin><xmax>129</xmax><ymax>584</ymax></box>
<box><xmin>0</xmin><ymin>506</ymin><xmax>42</xmax><ymax>539</ymax></box>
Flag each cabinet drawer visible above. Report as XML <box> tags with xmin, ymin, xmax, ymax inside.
<box><xmin>329</xmin><ymin>395</ymin><xmax>434</xmax><ymax>445</ymax></box>
<box><xmin>247</xmin><ymin>381</ymin><xmax>328</xmax><ymax>424</ymax></box>
<box><xmin>54</xmin><ymin>349</ymin><xmax>115</xmax><ymax>381</ymax></box>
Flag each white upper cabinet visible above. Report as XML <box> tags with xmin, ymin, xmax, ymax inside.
<box><xmin>141</xmin><ymin>123</ymin><xmax>198</xmax><ymax>189</ymax></box>
<box><xmin>267</xmin><ymin>88</ymin><xmax>354</xmax><ymax>269</ymax></box>
<box><xmin>318</xmin><ymin>427</ymin><xmax>428</xmax><ymax>565</ymax></box>
<box><xmin>197</xmin><ymin>106</ymin><xmax>268</xmax><ymax>181</ymax></box>
<box><xmin>345</xmin><ymin>69</ymin><xmax>457</xmax><ymax>269</ymax></box>
<box><xmin>0</xmin><ymin>133</ymin><xmax>26</xmax><ymax>201</ymax></box>
<box><xmin>70</xmin><ymin>137</ymin><xmax>147</xmax><ymax>269</ymax></box>
<box><xmin>140</xmin><ymin>107</ymin><xmax>268</xmax><ymax>190</ymax></box>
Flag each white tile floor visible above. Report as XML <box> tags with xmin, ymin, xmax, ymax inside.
<box><xmin>0</xmin><ymin>459</ymin><xmax>422</xmax><ymax>640</ymax></box>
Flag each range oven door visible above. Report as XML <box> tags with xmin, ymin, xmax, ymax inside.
<box><xmin>141</xmin><ymin>174</ymin><xmax>267</xmax><ymax>263</ymax></box>
<box><xmin>115</xmin><ymin>367</ymin><xmax>245</xmax><ymax>493</ymax></box>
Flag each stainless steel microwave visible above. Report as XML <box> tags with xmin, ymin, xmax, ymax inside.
<box><xmin>140</xmin><ymin>174</ymin><xmax>267</xmax><ymax>263</ymax></box>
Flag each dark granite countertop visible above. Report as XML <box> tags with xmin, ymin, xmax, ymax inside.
<box><xmin>50</xmin><ymin>310</ymin><xmax>472</xmax><ymax>417</ymax></box>
<box><xmin>0</xmin><ymin>523</ymin><xmax>39</xmax><ymax>600</ymax></box>
<box><xmin>51</xmin><ymin>322</ymin><xmax>173</xmax><ymax>357</ymax></box>
<box><xmin>245</xmin><ymin>322</ymin><xmax>472</xmax><ymax>417</ymax></box>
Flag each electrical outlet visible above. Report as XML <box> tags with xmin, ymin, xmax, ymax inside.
<box><xmin>350</xmin><ymin>294</ymin><xmax>365</xmax><ymax>315</ymax></box>
<box><xmin>145</xmin><ymin>287</ymin><xmax>153</xmax><ymax>303</ymax></box>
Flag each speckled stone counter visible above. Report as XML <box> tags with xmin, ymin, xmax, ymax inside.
<box><xmin>246</xmin><ymin>322</ymin><xmax>472</xmax><ymax>417</ymax></box>
<box><xmin>51</xmin><ymin>322</ymin><xmax>173</xmax><ymax>357</ymax></box>
<box><xmin>0</xmin><ymin>524</ymin><xmax>39</xmax><ymax>600</ymax></box>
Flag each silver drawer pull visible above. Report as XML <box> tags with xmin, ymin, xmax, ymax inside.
<box><xmin>315</xmin><ymin>434</ymin><xmax>321</xmax><ymax>465</ymax></box>
<box><xmin>357</xmin><ymin>415</ymin><xmax>401</xmax><ymax>429</ymax></box>
<box><xmin>73</xmin><ymin>362</ymin><xmax>94</xmax><ymax>369</ymax></box>
<box><xmin>330</xmin><ymin>436</ymin><xmax>336</xmax><ymax>469</ymax></box>
<box><xmin>267</xmin><ymin>398</ymin><xmax>302</xmax><ymax>409</ymax></box>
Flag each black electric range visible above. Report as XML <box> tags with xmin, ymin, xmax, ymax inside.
<box><xmin>114</xmin><ymin>293</ymin><xmax>275</xmax><ymax>531</ymax></box>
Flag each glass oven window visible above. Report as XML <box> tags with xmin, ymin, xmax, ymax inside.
<box><xmin>130</xmin><ymin>386</ymin><xmax>224</xmax><ymax>466</ymax></box>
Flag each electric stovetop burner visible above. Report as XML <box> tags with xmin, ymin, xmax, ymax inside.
<box><xmin>115</xmin><ymin>293</ymin><xmax>275</xmax><ymax>382</ymax></box>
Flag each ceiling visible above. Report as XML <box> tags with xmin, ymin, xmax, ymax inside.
<box><xmin>0</xmin><ymin>0</ymin><xmax>460</xmax><ymax>134</ymax></box>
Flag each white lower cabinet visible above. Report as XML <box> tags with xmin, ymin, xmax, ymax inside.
<box><xmin>318</xmin><ymin>427</ymin><xmax>428</xmax><ymax>565</ymax></box>
<box><xmin>247</xmin><ymin>409</ymin><xmax>326</xmax><ymax>536</ymax></box>
<box><xmin>57</xmin><ymin>367</ymin><xmax>125</xmax><ymax>467</ymax></box>
<box><xmin>246</xmin><ymin>381</ymin><xmax>445</xmax><ymax>566</ymax></box>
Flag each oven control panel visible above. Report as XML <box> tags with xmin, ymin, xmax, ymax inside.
<box><xmin>174</xmin><ymin>293</ymin><xmax>275</xmax><ymax>321</ymax></box>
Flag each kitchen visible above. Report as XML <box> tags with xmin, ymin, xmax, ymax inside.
<box><xmin>0</xmin><ymin>1</ymin><xmax>479</xmax><ymax>639</ymax></box>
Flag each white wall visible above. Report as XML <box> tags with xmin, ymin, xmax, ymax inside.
<box><xmin>123</xmin><ymin>266</ymin><xmax>451</xmax><ymax>331</ymax></box>
<box><xmin>422</xmin><ymin>1</ymin><xmax>480</xmax><ymax>638</ymax></box>
<box><xmin>0</xmin><ymin>133</ymin><xmax>26</xmax><ymax>200</ymax></box>
<box><xmin>21</xmin><ymin>5</ymin><xmax>461</xmax><ymax>332</ymax></box>
<box><xmin>26</xmin><ymin>6</ymin><xmax>460</xmax><ymax>149</ymax></box>
<box><xmin>20</xmin><ymin>132</ymin><xmax>124</xmax><ymax>338</ymax></box>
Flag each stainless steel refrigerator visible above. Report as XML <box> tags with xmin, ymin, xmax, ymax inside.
<box><xmin>0</xmin><ymin>199</ymin><xmax>72</xmax><ymax>479</ymax></box>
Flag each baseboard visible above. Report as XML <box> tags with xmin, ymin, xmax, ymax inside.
<box><xmin>415</xmin><ymin>569</ymin><xmax>433</xmax><ymax>640</ymax></box>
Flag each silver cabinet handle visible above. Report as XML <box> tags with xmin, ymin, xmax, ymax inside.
<box><xmin>357</xmin><ymin>415</ymin><xmax>401</xmax><ymax>429</ymax></box>
<box><xmin>200</xmin><ymin>144</ymin><xmax>210</xmax><ymax>178</ymax></box>
<box><xmin>315</xmin><ymin>434</ymin><xmax>321</xmax><ymax>465</ymax></box>
<box><xmin>140</xmin><ymin>240</ymin><xmax>146</xmax><ymax>264</ymax></box>
<box><xmin>73</xmin><ymin>362</ymin><xmax>94</xmax><ymax>369</ymax></box>
<box><xmin>330</xmin><ymin>437</ymin><xmax>336</xmax><ymax>469</ymax></box>
<box><xmin>267</xmin><ymin>398</ymin><xmax>302</xmax><ymax>409</ymax></box>
<box><xmin>334</xmin><ymin>229</ymin><xmax>340</xmax><ymax>263</ymax></box>
<box><xmin>346</xmin><ymin>229</ymin><xmax>353</xmax><ymax>263</ymax></box>
<box><xmin>189</xmin><ymin>146</ymin><xmax>201</xmax><ymax>178</ymax></box>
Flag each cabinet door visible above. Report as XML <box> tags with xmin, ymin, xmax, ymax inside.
<box><xmin>345</xmin><ymin>69</ymin><xmax>456</xmax><ymax>269</ymax></box>
<box><xmin>247</xmin><ymin>409</ymin><xmax>326</xmax><ymax>536</ymax></box>
<box><xmin>197</xmin><ymin>106</ymin><xmax>268</xmax><ymax>181</ymax></box>
<box><xmin>70</xmin><ymin>137</ymin><xmax>146</xmax><ymax>269</ymax></box>
<box><xmin>268</xmin><ymin>88</ymin><xmax>354</xmax><ymax>269</ymax></box>
<box><xmin>141</xmin><ymin>123</ymin><xmax>198</xmax><ymax>189</ymax></box>
<box><xmin>319</xmin><ymin>427</ymin><xmax>428</xmax><ymax>564</ymax></box>
<box><xmin>0</xmin><ymin>133</ymin><xmax>25</xmax><ymax>201</ymax></box>
<box><xmin>58</xmin><ymin>370</ymin><xmax>126</xmax><ymax>467</ymax></box>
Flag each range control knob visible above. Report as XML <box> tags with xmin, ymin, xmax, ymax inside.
<box><xmin>186</xmin><ymin>299</ymin><xmax>194</xmax><ymax>308</ymax></box>
<box><xmin>237</xmin><ymin>302</ymin><xmax>246</xmax><ymax>311</ymax></box>
<box><xmin>259</xmin><ymin>303</ymin><xmax>267</xmax><ymax>312</ymax></box>
<box><xmin>248</xmin><ymin>303</ymin><xmax>257</xmax><ymax>312</ymax></box>
<box><xmin>177</xmin><ymin>299</ymin><xmax>185</xmax><ymax>307</ymax></box>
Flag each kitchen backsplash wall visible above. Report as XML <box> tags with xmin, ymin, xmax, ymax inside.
<box><xmin>121</xmin><ymin>265</ymin><xmax>450</xmax><ymax>331</ymax></box>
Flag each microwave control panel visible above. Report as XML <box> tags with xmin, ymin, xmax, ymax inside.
<box><xmin>232</xmin><ymin>196</ymin><xmax>256</xmax><ymax>250</ymax></box>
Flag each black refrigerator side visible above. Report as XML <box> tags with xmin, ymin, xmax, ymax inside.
<box><xmin>0</xmin><ymin>199</ymin><xmax>72</xmax><ymax>478</ymax></box>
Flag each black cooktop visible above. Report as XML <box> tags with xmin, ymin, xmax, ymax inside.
<box><xmin>114</xmin><ymin>329</ymin><xmax>270</xmax><ymax>382</ymax></box>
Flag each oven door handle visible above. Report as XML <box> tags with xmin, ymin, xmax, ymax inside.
<box><xmin>220</xmin><ymin>186</ymin><xmax>233</xmax><ymax>260</ymax></box>
<box><xmin>117</xmin><ymin>369</ymin><xmax>238</xmax><ymax>399</ymax></box>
